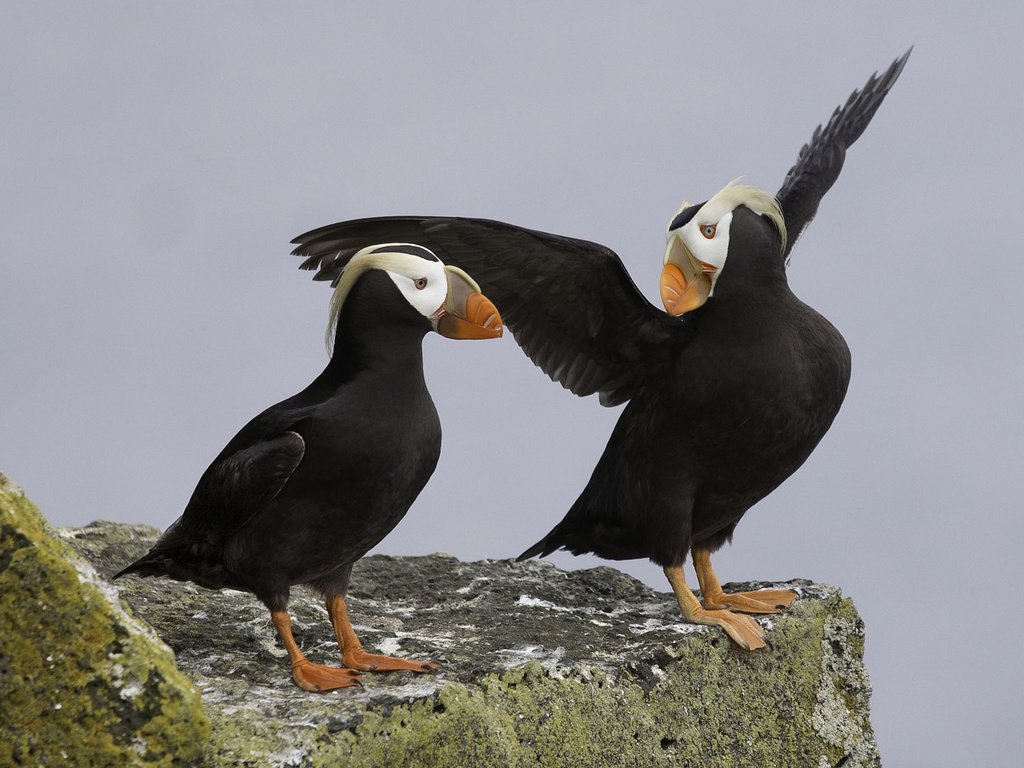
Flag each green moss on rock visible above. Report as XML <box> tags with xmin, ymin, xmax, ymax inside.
<box><xmin>0</xmin><ymin>474</ymin><xmax>209</xmax><ymax>767</ymax></box>
<box><xmin>288</xmin><ymin>598</ymin><xmax>877</xmax><ymax>768</ymax></box>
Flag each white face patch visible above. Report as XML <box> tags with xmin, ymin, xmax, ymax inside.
<box><xmin>674</xmin><ymin>207</ymin><xmax>733</xmax><ymax>295</ymax></box>
<box><xmin>384</xmin><ymin>258</ymin><xmax>448</xmax><ymax>319</ymax></box>
<box><xmin>325</xmin><ymin>244</ymin><xmax>452</xmax><ymax>350</ymax></box>
<box><xmin>665</xmin><ymin>183</ymin><xmax>785</xmax><ymax>297</ymax></box>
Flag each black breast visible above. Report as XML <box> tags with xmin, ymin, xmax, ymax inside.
<box><xmin>545</xmin><ymin>283</ymin><xmax>850</xmax><ymax>567</ymax></box>
<box><xmin>681</xmin><ymin>293</ymin><xmax>851</xmax><ymax>544</ymax></box>
<box><xmin>228</xmin><ymin>272</ymin><xmax>441</xmax><ymax>590</ymax></box>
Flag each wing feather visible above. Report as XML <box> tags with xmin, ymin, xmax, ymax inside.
<box><xmin>112</xmin><ymin>427</ymin><xmax>306</xmax><ymax>578</ymax></box>
<box><xmin>182</xmin><ymin>431</ymin><xmax>305</xmax><ymax>536</ymax></box>
<box><xmin>292</xmin><ymin>217</ymin><xmax>690</xmax><ymax>405</ymax></box>
<box><xmin>777</xmin><ymin>48</ymin><xmax>912</xmax><ymax>262</ymax></box>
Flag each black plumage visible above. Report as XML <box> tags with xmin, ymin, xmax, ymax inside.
<box><xmin>116</xmin><ymin>249</ymin><xmax>502</xmax><ymax>689</ymax></box>
<box><xmin>289</xmin><ymin>52</ymin><xmax>910</xmax><ymax>649</ymax></box>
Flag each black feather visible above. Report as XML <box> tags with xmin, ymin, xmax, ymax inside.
<box><xmin>776</xmin><ymin>48</ymin><xmax>912</xmax><ymax>262</ymax></box>
<box><xmin>292</xmin><ymin>217</ymin><xmax>692</xmax><ymax>406</ymax></box>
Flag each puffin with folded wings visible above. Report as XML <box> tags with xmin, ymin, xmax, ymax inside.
<box><xmin>115</xmin><ymin>245</ymin><xmax>502</xmax><ymax>690</ymax></box>
<box><xmin>290</xmin><ymin>51</ymin><xmax>910</xmax><ymax>650</ymax></box>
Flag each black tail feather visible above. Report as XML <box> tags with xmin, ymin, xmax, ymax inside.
<box><xmin>111</xmin><ymin>553</ymin><xmax>165</xmax><ymax>580</ymax></box>
<box><xmin>516</xmin><ymin>537</ymin><xmax>554</xmax><ymax>562</ymax></box>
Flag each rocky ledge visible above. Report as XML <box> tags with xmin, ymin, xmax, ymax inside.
<box><xmin>2</xmin><ymin>477</ymin><xmax>878</xmax><ymax>767</ymax></box>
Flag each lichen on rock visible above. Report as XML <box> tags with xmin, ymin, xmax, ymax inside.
<box><xmin>63</xmin><ymin>518</ymin><xmax>879</xmax><ymax>767</ymax></box>
<box><xmin>0</xmin><ymin>475</ymin><xmax>209</xmax><ymax>767</ymax></box>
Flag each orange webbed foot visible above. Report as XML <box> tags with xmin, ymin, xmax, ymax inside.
<box><xmin>327</xmin><ymin>595</ymin><xmax>441</xmax><ymax>674</ymax></box>
<box><xmin>664</xmin><ymin>564</ymin><xmax>768</xmax><ymax>651</ymax></box>
<box><xmin>343</xmin><ymin>649</ymin><xmax>441</xmax><ymax>673</ymax></box>
<box><xmin>703</xmin><ymin>588</ymin><xmax>798</xmax><ymax>615</ymax></box>
<box><xmin>291</xmin><ymin>659</ymin><xmax>363</xmax><ymax>692</ymax></box>
<box><xmin>689</xmin><ymin>607</ymin><xmax>767</xmax><ymax>651</ymax></box>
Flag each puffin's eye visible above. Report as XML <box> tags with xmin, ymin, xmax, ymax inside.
<box><xmin>701</xmin><ymin>224</ymin><xmax>717</xmax><ymax>239</ymax></box>
<box><xmin>414</xmin><ymin>277</ymin><xmax>428</xmax><ymax>290</ymax></box>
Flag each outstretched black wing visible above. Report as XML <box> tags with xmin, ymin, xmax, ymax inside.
<box><xmin>777</xmin><ymin>48</ymin><xmax>912</xmax><ymax>262</ymax></box>
<box><xmin>292</xmin><ymin>217</ymin><xmax>689</xmax><ymax>406</ymax></box>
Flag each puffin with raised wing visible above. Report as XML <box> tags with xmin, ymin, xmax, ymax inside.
<box><xmin>116</xmin><ymin>244</ymin><xmax>502</xmax><ymax>690</ymax></box>
<box><xmin>289</xmin><ymin>51</ymin><xmax>910</xmax><ymax>650</ymax></box>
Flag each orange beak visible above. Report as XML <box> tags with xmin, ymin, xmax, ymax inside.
<box><xmin>435</xmin><ymin>266</ymin><xmax>503</xmax><ymax>339</ymax></box>
<box><xmin>660</xmin><ymin>236</ymin><xmax>716</xmax><ymax>316</ymax></box>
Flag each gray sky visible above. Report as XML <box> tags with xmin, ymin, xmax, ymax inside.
<box><xmin>3</xmin><ymin>3</ymin><xmax>1022</xmax><ymax>764</ymax></box>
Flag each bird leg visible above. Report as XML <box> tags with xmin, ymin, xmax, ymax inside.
<box><xmin>663</xmin><ymin>565</ymin><xmax>766</xmax><ymax>651</ymax></box>
<box><xmin>691</xmin><ymin>546</ymin><xmax>797</xmax><ymax>615</ymax></box>
<box><xmin>270</xmin><ymin>610</ymin><xmax>362</xmax><ymax>692</ymax></box>
<box><xmin>326</xmin><ymin>595</ymin><xmax>441</xmax><ymax>673</ymax></box>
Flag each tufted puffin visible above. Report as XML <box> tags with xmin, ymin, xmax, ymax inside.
<box><xmin>115</xmin><ymin>245</ymin><xmax>502</xmax><ymax>690</ymax></box>
<box><xmin>287</xmin><ymin>51</ymin><xmax>909</xmax><ymax>650</ymax></box>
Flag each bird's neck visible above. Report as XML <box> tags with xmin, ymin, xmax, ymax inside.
<box><xmin>695</xmin><ymin>272</ymin><xmax>795</xmax><ymax>338</ymax></box>
<box><xmin>323</xmin><ymin>322</ymin><xmax>428</xmax><ymax>384</ymax></box>
<box><xmin>318</xmin><ymin>276</ymin><xmax>431</xmax><ymax>389</ymax></box>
